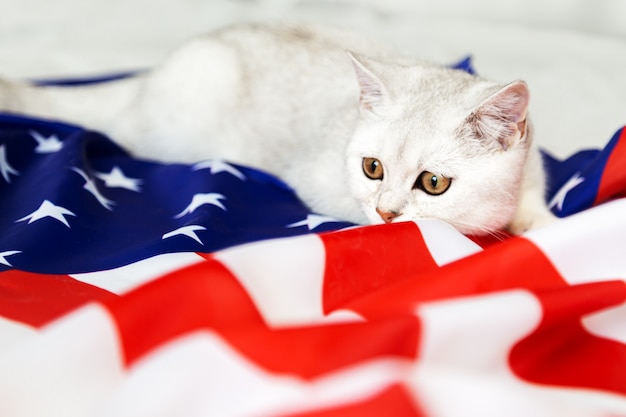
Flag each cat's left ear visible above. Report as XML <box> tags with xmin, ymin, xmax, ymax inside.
<box><xmin>348</xmin><ymin>52</ymin><xmax>389</xmax><ymax>115</ymax></box>
<box><xmin>468</xmin><ymin>81</ymin><xmax>530</xmax><ymax>151</ymax></box>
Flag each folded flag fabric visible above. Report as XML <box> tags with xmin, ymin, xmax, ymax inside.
<box><xmin>0</xmin><ymin>114</ymin><xmax>353</xmax><ymax>274</ymax></box>
<box><xmin>543</xmin><ymin>126</ymin><xmax>626</xmax><ymax>216</ymax></box>
<box><xmin>0</xmin><ymin>78</ymin><xmax>626</xmax><ymax>415</ymax></box>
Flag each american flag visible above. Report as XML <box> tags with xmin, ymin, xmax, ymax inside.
<box><xmin>1</xmin><ymin>64</ymin><xmax>626</xmax><ymax>416</ymax></box>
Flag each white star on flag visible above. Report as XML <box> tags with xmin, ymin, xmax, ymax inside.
<box><xmin>29</xmin><ymin>130</ymin><xmax>63</xmax><ymax>153</ymax></box>
<box><xmin>193</xmin><ymin>159</ymin><xmax>246</xmax><ymax>181</ymax></box>
<box><xmin>0</xmin><ymin>250</ymin><xmax>21</xmax><ymax>267</ymax></box>
<box><xmin>95</xmin><ymin>166</ymin><xmax>142</xmax><ymax>192</ymax></box>
<box><xmin>174</xmin><ymin>193</ymin><xmax>227</xmax><ymax>219</ymax></box>
<box><xmin>549</xmin><ymin>172</ymin><xmax>585</xmax><ymax>212</ymax></box>
<box><xmin>72</xmin><ymin>167</ymin><xmax>115</xmax><ymax>210</ymax></box>
<box><xmin>0</xmin><ymin>144</ymin><xmax>19</xmax><ymax>183</ymax></box>
<box><xmin>16</xmin><ymin>200</ymin><xmax>76</xmax><ymax>227</ymax></box>
<box><xmin>162</xmin><ymin>225</ymin><xmax>207</xmax><ymax>245</ymax></box>
<box><xmin>287</xmin><ymin>214</ymin><xmax>341</xmax><ymax>230</ymax></box>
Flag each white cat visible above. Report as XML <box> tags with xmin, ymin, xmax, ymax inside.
<box><xmin>0</xmin><ymin>23</ymin><xmax>555</xmax><ymax>236</ymax></box>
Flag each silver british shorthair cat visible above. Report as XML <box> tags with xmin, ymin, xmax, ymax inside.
<box><xmin>0</xmin><ymin>23</ymin><xmax>555</xmax><ymax>235</ymax></box>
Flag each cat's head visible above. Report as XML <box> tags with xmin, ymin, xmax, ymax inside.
<box><xmin>345</xmin><ymin>53</ymin><xmax>533</xmax><ymax>236</ymax></box>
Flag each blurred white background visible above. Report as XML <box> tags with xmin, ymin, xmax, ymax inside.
<box><xmin>1</xmin><ymin>0</ymin><xmax>625</xmax><ymax>156</ymax></box>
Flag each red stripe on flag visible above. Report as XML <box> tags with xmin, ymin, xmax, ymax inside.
<box><xmin>339</xmin><ymin>237</ymin><xmax>567</xmax><ymax>319</ymax></box>
<box><xmin>467</xmin><ymin>231</ymin><xmax>513</xmax><ymax>248</ymax></box>
<box><xmin>103</xmin><ymin>259</ymin><xmax>265</xmax><ymax>366</ymax></box>
<box><xmin>0</xmin><ymin>270</ymin><xmax>118</xmax><ymax>327</ymax></box>
<box><xmin>103</xmin><ymin>256</ymin><xmax>421</xmax><ymax>377</ymax></box>
<box><xmin>510</xmin><ymin>280</ymin><xmax>626</xmax><ymax>395</ymax></box>
<box><xmin>595</xmin><ymin>127</ymin><xmax>626</xmax><ymax>205</ymax></box>
<box><xmin>321</xmin><ymin>223</ymin><xmax>438</xmax><ymax>315</ymax></box>
<box><xmin>278</xmin><ymin>384</ymin><xmax>426</xmax><ymax>417</ymax></box>
<box><xmin>227</xmin><ymin>315</ymin><xmax>420</xmax><ymax>379</ymax></box>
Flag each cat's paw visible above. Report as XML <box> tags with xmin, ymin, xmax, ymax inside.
<box><xmin>507</xmin><ymin>207</ymin><xmax>557</xmax><ymax>235</ymax></box>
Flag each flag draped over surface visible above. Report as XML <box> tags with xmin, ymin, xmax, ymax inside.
<box><xmin>1</xmin><ymin>81</ymin><xmax>626</xmax><ymax>415</ymax></box>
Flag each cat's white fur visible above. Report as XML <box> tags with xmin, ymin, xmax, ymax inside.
<box><xmin>0</xmin><ymin>23</ymin><xmax>555</xmax><ymax>235</ymax></box>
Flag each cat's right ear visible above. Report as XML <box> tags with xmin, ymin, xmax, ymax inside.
<box><xmin>348</xmin><ymin>52</ymin><xmax>389</xmax><ymax>115</ymax></box>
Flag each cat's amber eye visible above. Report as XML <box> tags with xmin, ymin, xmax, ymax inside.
<box><xmin>415</xmin><ymin>171</ymin><xmax>452</xmax><ymax>195</ymax></box>
<box><xmin>362</xmin><ymin>157</ymin><xmax>384</xmax><ymax>180</ymax></box>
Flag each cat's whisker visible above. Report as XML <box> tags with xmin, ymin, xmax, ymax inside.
<box><xmin>444</xmin><ymin>218</ymin><xmax>508</xmax><ymax>242</ymax></box>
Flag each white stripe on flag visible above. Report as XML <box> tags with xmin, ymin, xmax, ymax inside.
<box><xmin>412</xmin><ymin>290</ymin><xmax>626</xmax><ymax>417</ymax></box>
<box><xmin>415</xmin><ymin>290</ymin><xmax>541</xmax><ymax>373</ymax></box>
<box><xmin>215</xmin><ymin>234</ymin><xmax>363</xmax><ymax>327</ymax></box>
<box><xmin>525</xmin><ymin>198</ymin><xmax>626</xmax><ymax>285</ymax></box>
<box><xmin>526</xmin><ymin>198</ymin><xmax>626</xmax><ymax>345</ymax></box>
<box><xmin>0</xmin><ymin>304</ymin><xmax>125</xmax><ymax>417</ymax></box>
<box><xmin>416</xmin><ymin>219</ymin><xmax>483</xmax><ymax>265</ymax></box>
<box><xmin>71</xmin><ymin>252</ymin><xmax>207</xmax><ymax>294</ymax></box>
<box><xmin>0</xmin><ymin>316</ymin><xmax>37</xmax><ymax>354</ymax></box>
<box><xmin>582</xmin><ymin>304</ymin><xmax>626</xmax><ymax>345</ymax></box>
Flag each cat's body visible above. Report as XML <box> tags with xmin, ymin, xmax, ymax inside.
<box><xmin>0</xmin><ymin>23</ymin><xmax>555</xmax><ymax>235</ymax></box>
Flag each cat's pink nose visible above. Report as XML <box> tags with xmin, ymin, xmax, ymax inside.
<box><xmin>376</xmin><ymin>208</ymin><xmax>401</xmax><ymax>224</ymax></box>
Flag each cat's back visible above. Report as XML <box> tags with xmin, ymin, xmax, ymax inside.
<box><xmin>211</xmin><ymin>22</ymin><xmax>394</xmax><ymax>66</ymax></box>
<box><xmin>151</xmin><ymin>22</ymin><xmax>422</xmax><ymax>127</ymax></box>
<box><xmin>206</xmin><ymin>23</ymin><xmax>394</xmax><ymax>103</ymax></box>
<box><xmin>130</xmin><ymin>23</ymin><xmax>395</xmax><ymax>176</ymax></box>
<box><xmin>168</xmin><ymin>23</ymin><xmax>399</xmax><ymax>154</ymax></box>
